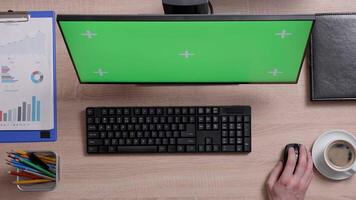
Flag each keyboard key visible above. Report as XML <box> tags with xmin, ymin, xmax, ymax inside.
<box><xmin>148</xmin><ymin>139</ymin><xmax>154</xmax><ymax>145</ymax></box>
<box><xmin>88</xmin><ymin>125</ymin><xmax>97</xmax><ymax>131</ymax></box>
<box><xmin>156</xmin><ymin>108</ymin><xmax>163</xmax><ymax>115</ymax></box>
<box><xmin>87</xmin><ymin>117</ymin><xmax>94</xmax><ymax>124</ymax></box>
<box><xmin>108</xmin><ymin>146</ymin><xmax>116</xmax><ymax>153</ymax></box>
<box><xmin>180</xmin><ymin>131</ymin><xmax>194</xmax><ymax>137</ymax></box>
<box><xmin>222</xmin><ymin>116</ymin><xmax>228</xmax><ymax>123</ymax></box>
<box><xmin>169</xmin><ymin>138</ymin><xmax>176</xmax><ymax>145</ymax></box>
<box><xmin>206</xmin><ymin>145</ymin><xmax>212</xmax><ymax>152</ymax></box>
<box><xmin>88</xmin><ymin>146</ymin><xmax>98</xmax><ymax>153</ymax></box>
<box><xmin>88</xmin><ymin>132</ymin><xmax>99</xmax><ymax>138</ymax></box>
<box><xmin>177</xmin><ymin>145</ymin><xmax>185</xmax><ymax>152</ymax></box>
<box><xmin>177</xmin><ymin>138</ymin><xmax>196</xmax><ymax>145</ymax></box>
<box><xmin>142</xmin><ymin>108</ymin><xmax>148</xmax><ymax>115</ymax></box>
<box><xmin>126</xmin><ymin>139</ymin><xmax>132</xmax><ymax>145</ymax></box>
<box><xmin>117</xmin><ymin>146</ymin><xmax>157</xmax><ymax>153</ymax></box>
<box><xmin>155</xmin><ymin>138</ymin><xmax>162</xmax><ymax>145</ymax></box>
<box><xmin>134</xmin><ymin>108</ymin><xmax>141</xmax><ymax>115</ymax></box>
<box><xmin>229</xmin><ymin>116</ymin><xmax>235</xmax><ymax>122</ymax></box>
<box><xmin>244</xmin><ymin>115</ymin><xmax>250</xmax><ymax>122</ymax></box>
<box><xmin>236</xmin><ymin>145</ymin><xmax>243</xmax><ymax>152</ymax></box>
<box><xmin>198</xmin><ymin>107</ymin><xmax>204</xmax><ymax>114</ymax></box>
<box><xmin>123</xmin><ymin>108</ymin><xmax>130</xmax><ymax>115</ymax></box>
<box><xmin>244</xmin><ymin>137</ymin><xmax>251</xmax><ymax>152</ymax></box>
<box><xmin>112</xmin><ymin>139</ymin><xmax>118</xmax><ymax>145</ymax></box>
<box><xmin>236</xmin><ymin>116</ymin><xmax>243</xmax><ymax>122</ymax></box>
<box><xmin>229</xmin><ymin>130</ymin><xmax>235</xmax><ymax>137</ymax></box>
<box><xmin>213</xmin><ymin>145</ymin><xmax>220</xmax><ymax>152</ymax></box>
<box><xmin>212</xmin><ymin>107</ymin><xmax>219</xmax><ymax>114</ymax></box>
<box><xmin>186</xmin><ymin>145</ymin><xmax>196</xmax><ymax>152</ymax></box>
<box><xmin>237</xmin><ymin>123</ymin><xmax>243</xmax><ymax>130</ymax></box>
<box><xmin>99</xmin><ymin>146</ymin><xmax>108</xmax><ymax>153</ymax></box>
<box><xmin>229</xmin><ymin>138</ymin><xmax>235</xmax><ymax>144</ymax></box>
<box><xmin>182</xmin><ymin>108</ymin><xmax>188</xmax><ymax>115</ymax></box>
<box><xmin>222</xmin><ymin>145</ymin><xmax>235</xmax><ymax>152</ymax></box>
<box><xmin>168</xmin><ymin>145</ymin><xmax>176</xmax><ymax>152</ymax></box>
<box><xmin>244</xmin><ymin>123</ymin><xmax>251</xmax><ymax>136</ymax></box>
<box><xmin>88</xmin><ymin>139</ymin><xmax>103</xmax><ymax>146</ymax></box>
<box><xmin>109</xmin><ymin>109</ymin><xmax>116</xmax><ymax>115</ymax></box>
<box><xmin>174</xmin><ymin>108</ymin><xmax>181</xmax><ymax>115</ymax></box>
<box><xmin>205</xmin><ymin>137</ymin><xmax>212</xmax><ymax>144</ymax></box>
<box><xmin>87</xmin><ymin>109</ymin><xmax>94</xmax><ymax>116</ymax></box>
<box><xmin>189</xmin><ymin>108</ymin><xmax>196</xmax><ymax>114</ymax></box>
<box><xmin>116</xmin><ymin>108</ymin><xmax>123</xmax><ymax>115</ymax></box>
<box><xmin>222</xmin><ymin>131</ymin><xmax>228</xmax><ymax>137</ymax></box>
<box><xmin>140</xmin><ymin>138</ymin><xmax>147</xmax><ymax>145</ymax></box>
<box><xmin>102</xmin><ymin>109</ymin><xmax>108</xmax><ymax>116</ymax></box>
<box><xmin>159</xmin><ymin>146</ymin><xmax>167</xmax><ymax>152</ymax></box>
<box><xmin>198</xmin><ymin>145</ymin><xmax>205</xmax><ymax>152</ymax></box>
<box><xmin>222</xmin><ymin>138</ymin><xmax>228</xmax><ymax>144</ymax></box>
<box><xmin>167</xmin><ymin>108</ymin><xmax>174</xmax><ymax>115</ymax></box>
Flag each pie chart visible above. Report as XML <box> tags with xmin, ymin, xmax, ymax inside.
<box><xmin>31</xmin><ymin>71</ymin><xmax>44</xmax><ymax>83</ymax></box>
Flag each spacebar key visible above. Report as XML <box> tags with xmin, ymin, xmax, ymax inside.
<box><xmin>117</xmin><ymin>146</ymin><xmax>158</xmax><ymax>153</ymax></box>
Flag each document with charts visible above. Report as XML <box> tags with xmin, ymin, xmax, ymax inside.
<box><xmin>0</xmin><ymin>13</ymin><xmax>54</xmax><ymax>130</ymax></box>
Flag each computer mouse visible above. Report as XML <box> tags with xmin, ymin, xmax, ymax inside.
<box><xmin>283</xmin><ymin>143</ymin><xmax>300</xmax><ymax>173</ymax></box>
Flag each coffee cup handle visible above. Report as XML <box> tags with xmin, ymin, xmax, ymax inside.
<box><xmin>352</xmin><ymin>164</ymin><xmax>356</xmax><ymax>173</ymax></box>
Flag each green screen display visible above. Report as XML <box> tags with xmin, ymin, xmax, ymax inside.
<box><xmin>58</xmin><ymin>17</ymin><xmax>313</xmax><ymax>83</ymax></box>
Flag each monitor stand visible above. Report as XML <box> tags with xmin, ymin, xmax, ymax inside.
<box><xmin>162</xmin><ymin>0</ymin><xmax>213</xmax><ymax>14</ymax></box>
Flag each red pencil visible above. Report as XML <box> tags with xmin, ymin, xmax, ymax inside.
<box><xmin>8</xmin><ymin>170</ymin><xmax>42</xmax><ymax>179</ymax></box>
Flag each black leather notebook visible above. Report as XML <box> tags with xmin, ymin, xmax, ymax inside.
<box><xmin>311</xmin><ymin>13</ymin><xmax>356</xmax><ymax>100</ymax></box>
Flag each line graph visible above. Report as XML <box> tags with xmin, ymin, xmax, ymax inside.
<box><xmin>0</xmin><ymin>31</ymin><xmax>46</xmax><ymax>55</ymax></box>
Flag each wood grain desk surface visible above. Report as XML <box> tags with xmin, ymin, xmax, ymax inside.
<box><xmin>1</xmin><ymin>1</ymin><xmax>356</xmax><ymax>199</ymax></box>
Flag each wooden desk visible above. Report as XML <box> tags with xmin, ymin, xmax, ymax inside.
<box><xmin>1</xmin><ymin>1</ymin><xmax>356</xmax><ymax>199</ymax></box>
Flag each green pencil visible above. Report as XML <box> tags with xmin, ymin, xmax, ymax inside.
<box><xmin>15</xmin><ymin>157</ymin><xmax>55</xmax><ymax>178</ymax></box>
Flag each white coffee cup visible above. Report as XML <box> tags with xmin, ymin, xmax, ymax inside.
<box><xmin>323</xmin><ymin>139</ymin><xmax>356</xmax><ymax>174</ymax></box>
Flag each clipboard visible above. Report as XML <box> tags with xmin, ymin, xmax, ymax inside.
<box><xmin>0</xmin><ymin>11</ymin><xmax>57</xmax><ymax>143</ymax></box>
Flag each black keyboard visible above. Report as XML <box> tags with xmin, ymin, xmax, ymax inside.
<box><xmin>86</xmin><ymin>106</ymin><xmax>251</xmax><ymax>154</ymax></box>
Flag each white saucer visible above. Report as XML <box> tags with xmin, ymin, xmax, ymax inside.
<box><xmin>312</xmin><ymin>130</ymin><xmax>356</xmax><ymax>180</ymax></box>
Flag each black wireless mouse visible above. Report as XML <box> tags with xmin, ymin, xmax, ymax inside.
<box><xmin>283</xmin><ymin>143</ymin><xmax>300</xmax><ymax>173</ymax></box>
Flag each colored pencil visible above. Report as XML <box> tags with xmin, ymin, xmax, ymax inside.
<box><xmin>20</xmin><ymin>169</ymin><xmax>56</xmax><ymax>181</ymax></box>
<box><xmin>13</xmin><ymin>179</ymin><xmax>53</xmax><ymax>185</ymax></box>
<box><xmin>14</xmin><ymin>150</ymin><xmax>56</xmax><ymax>162</ymax></box>
<box><xmin>8</xmin><ymin>170</ymin><xmax>41</xmax><ymax>179</ymax></box>
<box><xmin>12</xmin><ymin>157</ymin><xmax>55</xmax><ymax>178</ymax></box>
<box><xmin>29</xmin><ymin>153</ymin><xmax>50</xmax><ymax>171</ymax></box>
<box><xmin>6</xmin><ymin>162</ymin><xmax>41</xmax><ymax>174</ymax></box>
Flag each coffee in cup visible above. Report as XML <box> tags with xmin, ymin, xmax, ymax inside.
<box><xmin>324</xmin><ymin>140</ymin><xmax>356</xmax><ymax>172</ymax></box>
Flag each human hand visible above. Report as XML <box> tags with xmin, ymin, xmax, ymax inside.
<box><xmin>266</xmin><ymin>145</ymin><xmax>314</xmax><ymax>200</ymax></box>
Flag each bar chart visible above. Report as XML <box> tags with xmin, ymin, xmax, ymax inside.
<box><xmin>0</xmin><ymin>96</ymin><xmax>40</xmax><ymax>122</ymax></box>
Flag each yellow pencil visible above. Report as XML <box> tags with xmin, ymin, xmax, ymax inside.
<box><xmin>36</xmin><ymin>155</ymin><xmax>56</xmax><ymax>162</ymax></box>
<box><xmin>14</xmin><ymin>150</ymin><xmax>56</xmax><ymax>163</ymax></box>
<box><xmin>13</xmin><ymin>179</ymin><xmax>53</xmax><ymax>185</ymax></box>
<box><xmin>15</xmin><ymin>149</ymin><xmax>28</xmax><ymax>156</ymax></box>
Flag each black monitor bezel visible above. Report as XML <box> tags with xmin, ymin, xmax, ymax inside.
<box><xmin>57</xmin><ymin>14</ymin><xmax>315</xmax><ymax>84</ymax></box>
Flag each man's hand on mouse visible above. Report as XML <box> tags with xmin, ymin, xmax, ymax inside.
<box><xmin>266</xmin><ymin>145</ymin><xmax>314</xmax><ymax>200</ymax></box>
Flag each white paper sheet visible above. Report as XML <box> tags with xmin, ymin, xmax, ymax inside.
<box><xmin>0</xmin><ymin>17</ymin><xmax>54</xmax><ymax>130</ymax></box>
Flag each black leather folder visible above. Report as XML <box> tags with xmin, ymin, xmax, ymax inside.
<box><xmin>311</xmin><ymin>13</ymin><xmax>356</xmax><ymax>100</ymax></box>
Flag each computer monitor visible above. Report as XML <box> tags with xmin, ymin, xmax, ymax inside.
<box><xmin>57</xmin><ymin>15</ymin><xmax>314</xmax><ymax>83</ymax></box>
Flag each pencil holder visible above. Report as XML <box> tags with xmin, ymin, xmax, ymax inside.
<box><xmin>15</xmin><ymin>151</ymin><xmax>60</xmax><ymax>192</ymax></box>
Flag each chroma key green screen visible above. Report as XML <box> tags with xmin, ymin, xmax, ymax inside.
<box><xmin>57</xmin><ymin>15</ymin><xmax>314</xmax><ymax>83</ymax></box>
